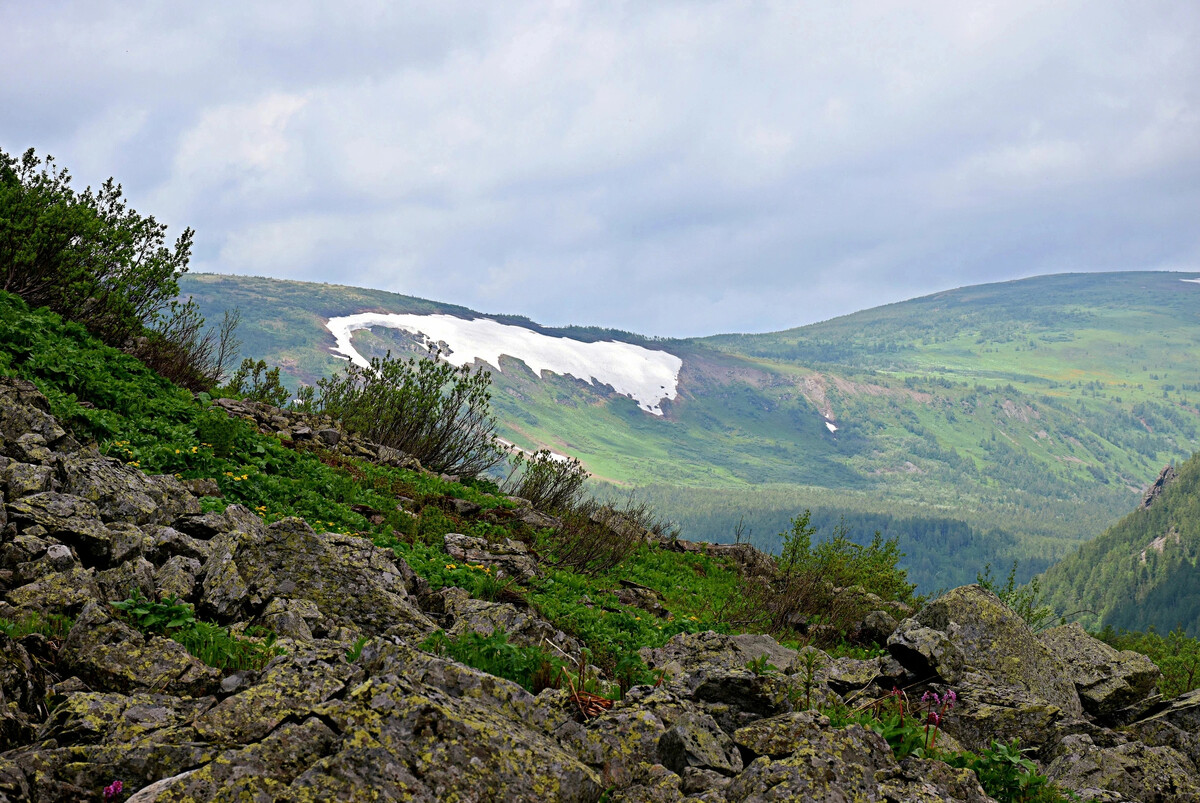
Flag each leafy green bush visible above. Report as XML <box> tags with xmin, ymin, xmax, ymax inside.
<box><xmin>112</xmin><ymin>590</ymin><xmax>281</xmax><ymax>672</ymax></box>
<box><xmin>502</xmin><ymin>449</ymin><xmax>588</xmax><ymax>512</ymax></box>
<box><xmin>1097</xmin><ymin>625</ymin><xmax>1200</xmax><ymax>698</ymax></box>
<box><xmin>224</xmin><ymin>357</ymin><xmax>290</xmax><ymax>407</ymax></box>
<box><xmin>779</xmin><ymin>511</ymin><xmax>915</xmax><ymax>603</ymax></box>
<box><xmin>945</xmin><ymin>739</ymin><xmax>1071</xmax><ymax>803</ymax></box>
<box><xmin>314</xmin><ymin>349</ymin><xmax>504</xmax><ymax>477</ymax></box>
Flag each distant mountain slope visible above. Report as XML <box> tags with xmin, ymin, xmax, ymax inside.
<box><xmin>180</xmin><ymin>271</ymin><xmax>1200</xmax><ymax>591</ymax></box>
<box><xmin>1041</xmin><ymin>453</ymin><xmax>1200</xmax><ymax>635</ymax></box>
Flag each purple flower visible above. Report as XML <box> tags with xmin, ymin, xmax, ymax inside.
<box><xmin>927</xmin><ymin>711</ymin><xmax>941</xmax><ymax>726</ymax></box>
<box><xmin>103</xmin><ymin>780</ymin><xmax>123</xmax><ymax>800</ymax></box>
<box><xmin>921</xmin><ymin>691</ymin><xmax>932</xmax><ymax>704</ymax></box>
<box><xmin>944</xmin><ymin>689</ymin><xmax>957</xmax><ymax>708</ymax></box>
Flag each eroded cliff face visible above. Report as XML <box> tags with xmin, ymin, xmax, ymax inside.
<box><xmin>0</xmin><ymin>379</ymin><xmax>1197</xmax><ymax>802</ymax></box>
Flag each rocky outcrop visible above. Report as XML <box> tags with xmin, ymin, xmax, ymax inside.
<box><xmin>1141</xmin><ymin>463</ymin><xmax>1177</xmax><ymax>509</ymax></box>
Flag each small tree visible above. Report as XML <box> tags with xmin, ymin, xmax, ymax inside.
<box><xmin>502</xmin><ymin>449</ymin><xmax>588</xmax><ymax>512</ymax></box>
<box><xmin>315</xmin><ymin>349</ymin><xmax>505</xmax><ymax>477</ymax></box>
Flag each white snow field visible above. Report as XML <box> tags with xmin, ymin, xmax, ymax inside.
<box><xmin>1183</xmin><ymin>278</ymin><xmax>1200</xmax><ymax>285</ymax></box>
<box><xmin>325</xmin><ymin>313</ymin><xmax>683</xmax><ymax>416</ymax></box>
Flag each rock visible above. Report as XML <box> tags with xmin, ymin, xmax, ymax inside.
<box><xmin>857</xmin><ymin>609</ymin><xmax>899</xmax><ymax>644</ymax></box>
<box><xmin>658</xmin><ymin>714</ymin><xmax>744</xmax><ymax>776</ymax></box>
<box><xmin>516</xmin><ymin>506</ymin><xmax>561</xmax><ymax>529</ymax></box>
<box><xmin>1047</xmin><ymin>733</ymin><xmax>1200</xmax><ymax>802</ymax></box>
<box><xmin>888</xmin><ymin>619</ymin><xmax>966</xmax><ymax>684</ymax></box>
<box><xmin>316</xmin><ymin>428</ymin><xmax>341</xmax><ymax>446</ymax></box>
<box><xmin>146</xmin><ymin>526</ymin><xmax>212</xmax><ymax>564</ymax></box>
<box><xmin>173</xmin><ymin>511</ymin><xmax>237</xmax><ymax>539</ymax></box>
<box><xmin>1137</xmin><ymin>687</ymin><xmax>1200</xmax><ymax>734</ymax></box>
<box><xmin>733</xmin><ymin>711</ymin><xmax>831</xmax><ymax>759</ymax></box>
<box><xmin>97</xmin><ymin>556</ymin><xmax>158</xmax><ymax>601</ymax></box>
<box><xmin>297</xmin><ymin>641</ymin><xmax>604</xmax><ymax>802</ymax></box>
<box><xmin>724</xmin><ymin>723</ymin><xmax>894</xmax><ymax>802</ymax></box>
<box><xmin>155</xmin><ymin>555</ymin><xmax>203</xmax><ymax>600</ymax></box>
<box><xmin>617</xmin><ymin>585</ymin><xmax>669</xmax><ymax>618</ymax></box>
<box><xmin>876</xmin><ymin>757</ymin><xmax>995</xmax><ymax>803</ymax></box>
<box><xmin>199</xmin><ymin>516</ymin><xmax>435</xmax><ymax>637</ymax></box>
<box><xmin>640</xmin><ymin>631</ymin><xmax>800</xmax><ymax>679</ymax></box>
<box><xmin>7</xmin><ymin>433</ymin><xmax>53</xmax><ymax>464</ymax></box>
<box><xmin>59</xmin><ymin>602</ymin><xmax>220</xmax><ymax>697</ymax></box>
<box><xmin>0</xmin><ymin>634</ymin><xmax>45</xmax><ymax>750</ymax></box>
<box><xmin>38</xmin><ymin>691</ymin><xmax>215</xmax><ymax>746</ymax></box>
<box><xmin>609</xmin><ymin>764</ymin><xmax>686</xmax><ymax>802</ymax></box>
<box><xmin>193</xmin><ymin>646</ymin><xmax>359</xmax><ymax>744</ymax></box>
<box><xmin>1142</xmin><ymin>463</ymin><xmax>1177</xmax><ymax>509</ymax></box>
<box><xmin>891</xmin><ymin>585</ymin><xmax>1083</xmax><ymax>752</ymax></box>
<box><xmin>4</xmin><ymin>566</ymin><xmax>101</xmax><ymax>616</ymax></box>
<box><xmin>443</xmin><ymin>594</ymin><xmax>583</xmax><ymax>656</ymax></box>
<box><xmin>181</xmin><ymin>477</ymin><xmax>221</xmax><ymax>498</ymax></box>
<box><xmin>259</xmin><ymin>596</ymin><xmax>320</xmax><ymax>640</ymax></box>
<box><xmin>443</xmin><ymin>532</ymin><xmax>540</xmax><ymax>582</ymax></box>
<box><xmin>2</xmin><ymin>461</ymin><xmax>54</xmax><ymax>498</ymax></box>
<box><xmin>449</xmin><ymin>497</ymin><xmax>481</xmax><ymax>516</ymax></box>
<box><xmin>1126</xmin><ymin>718</ymin><xmax>1200</xmax><ymax>773</ymax></box>
<box><xmin>57</xmin><ymin>452</ymin><xmax>171</xmax><ymax>525</ymax></box>
<box><xmin>6</xmin><ymin>492</ymin><xmax>111</xmax><ymax>565</ymax></box>
<box><xmin>1040</xmin><ymin>622</ymin><xmax>1160</xmax><ymax>721</ymax></box>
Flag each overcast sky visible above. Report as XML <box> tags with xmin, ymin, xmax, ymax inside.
<box><xmin>3</xmin><ymin>2</ymin><xmax>1198</xmax><ymax>337</ymax></box>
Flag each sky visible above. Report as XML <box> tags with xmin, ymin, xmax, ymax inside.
<box><xmin>2</xmin><ymin>1</ymin><xmax>1198</xmax><ymax>337</ymax></box>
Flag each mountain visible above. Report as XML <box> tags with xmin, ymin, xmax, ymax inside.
<box><xmin>179</xmin><ymin>271</ymin><xmax>1200</xmax><ymax>590</ymax></box>
<box><xmin>1041</xmin><ymin>452</ymin><xmax>1200</xmax><ymax>634</ymax></box>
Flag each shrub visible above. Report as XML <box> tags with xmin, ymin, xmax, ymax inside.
<box><xmin>0</xmin><ymin>147</ymin><xmax>237</xmax><ymax>390</ymax></box>
<box><xmin>421</xmin><ymin>628</ymin><xmax>566</xmax><ymax>693</ymax></box>
<box><xmin>0</xmin><ymin>147</ymin><xmax>190</xmax><ymax>345</ymax></box>
<box><xmin>314</xmin><ymin>348</ymin><xmax>504</xmax><ymax>477</ymax></box>
<box><xmin>546</xmin><ymin>497</ymin><xmax>653</xmax><ymax>577</ymax></box>
<box><xmin>945</xmin><ymin>739</ymin><xmax>1070</xmax><ymax>802</ymax></box>
<box><xmin>224</xmin><ymin>357</ymin><xmax>290</xmax><ymax>407</ymax></box>
<box><xmin>502</xmin><ymin>449</ymin><xmax>588</xmax><ymax>512</ymax></box>
<box><xmin>729</xmin><ymin>511</ymin><xmax>916</xmax><ymax>645</ymax></box>
<box><xmin>978</xmin><ymin>562</ymin><xmax>1058</xmax><ymax>632</ymax></box>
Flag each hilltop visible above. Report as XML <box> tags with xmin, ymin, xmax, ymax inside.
<box><xmin>180</xmin><ymin>271</ymin><xmax>1200</xmax><ymax>590</ymax></box>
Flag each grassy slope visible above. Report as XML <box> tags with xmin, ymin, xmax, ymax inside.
<box><xmin>179</xmin><ymin>271</ymin><xmax>1200</xmax><ymax>590</ymax></box>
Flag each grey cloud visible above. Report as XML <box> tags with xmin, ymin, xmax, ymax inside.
<box><xmin>2</xmin><ymin>1</ymin><xmax>1197</xmax><ymax>337</ymax></box>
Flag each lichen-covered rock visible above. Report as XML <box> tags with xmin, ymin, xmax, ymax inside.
<box><xmin>154</xmin><ymin>555</ymin><xmax>203</xmax><ymax>600</ymax></box>
<box><xmin>57</xmin><ymin>452</ymin><xmax>177</xmax><ymax>525</ymax></box>
<box><xmin>298</xmin><ymin>642</ymin><xmax>604</xmax><ymax>802</ymax></box>
<box><xmin>640</xmin><ymin>630</ymin><xmax>800</xmax><ymax>678</ymax></box>
<box><xmin>444</xmin><ymin>594</ymin><xmax>583</xmax><ymax>655</ymax></box>
<box><xmin>96</xmin><ymin>556</ymin><xmax>157</xmax><ymax>601</ymax></box>
<box><xmin>908</xmin><ymin>586</ymin><xmax>1082</xmax><ymax>719</ymax></box>
<box><xmin>724</xmin><ymin>723</ymin><xmax>894</xmax><ymax>802</ymax></box>
<box><xmin>443</xmin><ymin>531</ymin><xmax>541</xmax><ymax>581</ymax></box>
<box><xmin>876</xmin><ymin>757</ymin><xmax>995</xmax><ymax>803</ymax></box>
<box><xmin>59</xmin><ymin>602</ymin><xmax>220</xmax><ymax>697</ymax></box>
<box><xmin>733</xmin><ymin>711</ymin><xmax>830</xmax><ymax>759</ymax></box>
<box><xmin>6</xmin><ymin>492</ymin><xmax>111</xmax><ymax>565</ymax></box>
<box><xmin>1040</xmin><ymin>623</ymin><xmax>1160</xmax><ymax>721</ymax></box>
<box><xmin>1139</xmin><ymin>687</ymin><xmax>1200</xmax><ymax>734</ymax></box>
<box><xmin>1046</xmin><ymin>733</ymin><xmax>1200</xmax><ymax>802</ymax></box>
<box><xmin>1126</xmin><ymin>718</ymin><xmax>1200</xmax><ymax>774</ymax></box>
<box><xmin>4</xmin><ymin>565</ymin><xmax>101</xmax><ymax>616</ymax></box>
<box><xmin>888</xmin><ymin>619</ymin><xmax>965</xmax><ymax>684</ymax></box>
<box><xmin>0</xmin><ymin>634</ymin><xmax>45</xmax><ymax>750</ymax></box>
<box><xmin>38</xmin><ymin>691</ymin><xmax>215</xmax><ymax>746</ymax></box>
<box><xmin>2</xmin><ymin>460</ymin><xmax>54</xmax><ymax>498</ymax></box>
<box><xmin>658</xmin><ymin>712</ymin><xmax>744</xmax><ymax>776</ymax></box>
<box><xmin>609</xmin><ymin>764</ymin><xmax>686</xmax><ymax>802</ymax></box>
<box><xmin>193</xmin><ymin>645</ymin><xmax>360</xmax><ymax>744</ymax></box>
<box><xmin>145</xmin><ymin>525</ymin><xmax>212</xmax><ymax>564</ymax></box>
<box><xmin>199</xmin><ymin>515</ymin><xmax>435</xmax><ymax>636</ymax></box>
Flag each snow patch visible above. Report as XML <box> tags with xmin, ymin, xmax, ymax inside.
<box><xmin>1183</xmin><ymin>278</ymin><xmax>1200</xmax><ymax>285</ymax></box>
<box><xmin>325</xmin><ymin>313</ymin><xmax>682</xmax><ymax>416</ymax></box>
<box><xmin>825</xmin><ymin>421</ymin><xmax>839</xmax><ymax>433</ymax></box>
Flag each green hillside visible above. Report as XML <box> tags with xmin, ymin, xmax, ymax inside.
<box><xmin>180</xmin><ymin>271</ymin><xmax>1200</xmax><ymax>591</ymax></box>
<box><xmin>1041</xmin><ymin>453</ymin><xmax>1200</xmax><ymax>634</ymax></box>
